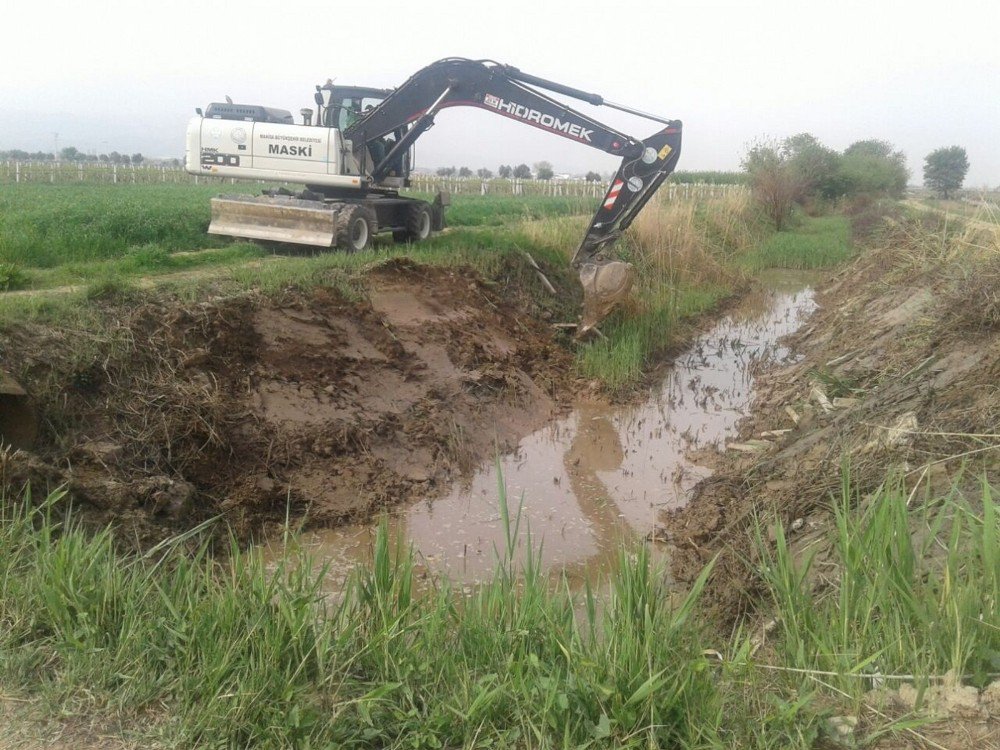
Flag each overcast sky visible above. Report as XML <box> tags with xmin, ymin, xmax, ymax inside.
<box><xmin>3</xmin><ymin>0</ymin><xmax>998</xmax><ymax>185</ymax></box>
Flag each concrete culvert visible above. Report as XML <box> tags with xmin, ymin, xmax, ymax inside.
<box><xmin>0</xmin><ymin>371</ymin><xmax>38</xmax><ymax>450</ymax></box>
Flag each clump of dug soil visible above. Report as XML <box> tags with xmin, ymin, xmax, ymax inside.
<box><xmin>0</xmin><ymin>259</ymin><xmax>574</xmax><ymax>542</ymax></box>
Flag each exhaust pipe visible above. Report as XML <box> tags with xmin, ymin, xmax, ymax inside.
<box><xmin>0</xmin><ymin>371</ymin><xmax>37</xmax><ymax>450</ymax></box>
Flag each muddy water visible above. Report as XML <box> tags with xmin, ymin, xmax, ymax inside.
<box><xmin>263</xmin><ymin>270</ymin><xmax>820</xmax><ymax>587</ymax></box>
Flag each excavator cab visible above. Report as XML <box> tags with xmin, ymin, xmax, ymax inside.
<box><xmin>316</xmin><ymin>85</ymin><xmax>388</xmax><ymax>126</ymax></box>
<box><xmin>314</xmin><ymin>84</ymin><xmax>412</xmax><ymax>183</ymax></box>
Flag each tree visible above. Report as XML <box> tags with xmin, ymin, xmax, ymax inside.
<box><xmin>838</xmin><ymin>139</ymin><xmax>908</xmax><ymax>197</ymax></box>
<box><xmin>534</xmin><ymin>160</ymin><xmax>554</xmax><ymax>180</ymax></box>
<box><xmin>782</xmin><ymin>133</ymin><xmax>841</xmax><ymax>200</ymax></box>
<box><xmin>512</xmin><ymin>163</ymin><xmax>532</xmax><ymax>179</ymax></box>
<box><xmin>435</xmin><ymin>166</ymin><xmax>455</xmax><ymax>177</ymax></box>
<box><xmin>498</xmin><ymin>165</ymin><xmax>513</xmax><ymax>179</ymax></box>
<box><xmin>585</xmin><ymin>171</ymin><xmax>602</xmax><ymax>182</ymax></box>
<box><xmin>130</xmin><ymin>153</ymin><xmax>144</xmax><ymax>165</ymax></box>
<box><xmin>476</xmin><ymin>168</ymin><xmax>493</xmax><ymax>179</ymax></box>
<box><xmin>742</xmin><ymin>139</ymin><xmax>800</xmax><ymax>231</ymax></box>
<box><xmin>59</xmin><ymin>146</ymin><xmax>81</xmax><ymax>162</ymax></box>
<box><xmin>923</xmin><ymin>146</ymin><xmax>969</xmax><ymax>199</ymax></box>
<box><xmin>109</xmin><ymin>152</ymin><xmax>124</xmax><ymax>164</ymax></box>
<box><xmin>457</xmin><ymin>166</ymin><xmax>473</xmax><ymax>177</ymax></box>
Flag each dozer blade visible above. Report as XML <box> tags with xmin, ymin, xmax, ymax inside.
<box><xmin>209</xmin><ymin>195</ymin><xmax>338</xmax><ymax>247</ymax></box>
<box><xmin>0</xmin><ymin>370</ymin><xmax>37</xmax><ymax>450</ymax></box>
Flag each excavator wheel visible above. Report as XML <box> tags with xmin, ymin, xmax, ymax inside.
<box><xmin>336</xmin><ymin>205</ymin><xmax>377</xmax><ymax>252</ymax></box>
<box><xmin>404</xmin><ymin>202</ymin><xmax>433</xmax><ymax>243</ymax></box>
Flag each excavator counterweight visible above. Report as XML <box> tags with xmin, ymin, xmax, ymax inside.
<box><xmin>185</xmin><ymin>58</ymin><xmax>682</xmax><ymax>328</ymax></box>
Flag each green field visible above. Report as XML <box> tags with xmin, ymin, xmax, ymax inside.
<box><xmin>0</xmin><ymin>184</ymin><xmax>599</xmax><ymax>290</ymax></box>
<box><xmin>737</xmin><ymin>215</ymin><xmax>854</xmax><ymax>271</ymax></box>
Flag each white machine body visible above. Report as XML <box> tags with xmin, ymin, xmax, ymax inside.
<box><xmin>184</xmin><ymin>116</ymin><xmax>364</xmax><ymax>189</ymax></box>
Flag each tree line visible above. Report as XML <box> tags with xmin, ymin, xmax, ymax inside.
<box><xmin>0</xmin><ymin>147</ymin><xmax>148</xmax><ymax>165</ymax></box>
<box><xmin>742</xmin><ymin>133</ymin><xmax>971</xmax><ymax>229</ymax></box>
<box><xmin>434</xmin><ymin>161</ymin><xmax>580</xmax><ymax>181</ymax></box>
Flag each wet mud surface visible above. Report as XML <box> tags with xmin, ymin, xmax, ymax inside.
<box><xmin>0</xmin><ymin>259</ymin><xmax>573</xmax><ymax>541</ymax></box>
<box><xmin>265</xmin><ymin>270</ymin><xmax>820</xmax><ymax>586</ymax></box>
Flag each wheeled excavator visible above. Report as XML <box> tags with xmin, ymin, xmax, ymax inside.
<box><xmin>184</xmin><ymin>57</ymin><xmax>683</xmax><ymax>329</ymax></box>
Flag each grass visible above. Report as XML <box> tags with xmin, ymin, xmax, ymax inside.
<box><xmin>0</xmin><ymin>184</ymin><xmax>229</xmax><ymax>268</ymax></box>
<box><xmin>576</xmin><ymin>283</ymin><xmax>726</xmax><ymax>391</ymax></box>
<box><xmin>756</xmin><ymin>469</ymin><xmax>999</xmax><ymax>696</ymax></box>
<box><xmin>1</xmin><ymin>468</ymin><xmax>995</xmax><ymax>747</ymax></box>
<box><xmin>0</xmin><ymin>184</ymin><xmax>596</xmax><ymax>290</ymax></box>
<box><xmin>0</xmin><ymin>485</ymin><xmax>719</xmax><ymax>749</ymax></box>
<box><xmin>737</xmin><ymin>215</ymin><xmax>853</xmax><ymax>271</ymax></box>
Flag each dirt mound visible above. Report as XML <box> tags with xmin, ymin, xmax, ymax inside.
<box><xmin>667</xmin><ymin>232</ymin><xmax>1000</xmax><ymax>617</ymax></box>
<box><xmin>0</xmin><ymin>259</ymin><xmax>573</xmax><ymax>541</ymax></box>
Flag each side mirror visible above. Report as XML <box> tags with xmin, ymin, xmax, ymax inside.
<box><xmin>314</xmin><ymin>92</ymin><xmax>323</xmax><ymax>106</ymax></box>
<box><xmin>195</xmin><ymin>107</ymin><xmax>203</xmax><ymax>116</ymax></box>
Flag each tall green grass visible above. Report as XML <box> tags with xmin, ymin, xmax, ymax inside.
<box><xmin>0</xmin><ymin>184</ymin><xmax>229</xmax><ymax>268</ymax></box>
<box><xmin>0</xmin><ymin>184</ymin><xmax>597</xmax><ymax>272</ymax></box>
<box><xmin>738</xmin><ymin>215</ymin><xmax>853</xmax><ymax>270</ymax></box>
<box><xmin>0</xmin><ymin>487</ymin><xmax>718</xmax><ymax>748</ymax></box>
<box><xmin>756</xmin><ymin>471</ymin><xmax>999</xmax><ymax>695</ymax></box>
<box><xmin>431</xmin><ymin>194</ymin><xmax>598</xmax><ymax>226</ymax></box>
<box><xmin>1</xmin><ymin>470</ymin><xmax>995</xmax><ymax>746</ymax></box>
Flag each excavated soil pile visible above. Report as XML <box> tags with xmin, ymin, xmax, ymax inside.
<box><xmin>0</xmin><ymin>259</ymin><xmax>573</xmax><ymax>541</ymax></box>
<box><xmin>667</xmin><ymin>221</ymin><xmax>1000</xmax><ymax>619</ymax></box>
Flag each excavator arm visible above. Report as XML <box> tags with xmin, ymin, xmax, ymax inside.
<box><xmin>345</xmin><ymin>58</ymin><xmax>683</xmax><ymax>329</ymax></box>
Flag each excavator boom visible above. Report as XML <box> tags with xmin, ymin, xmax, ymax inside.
<box><xmin>345</xmin><ymin>58</ymin><xmax>682</xmax><ymax>265</ymax></box>
<box><xmin>341</xmin><ymin>58</ymin><xmax>683</xmax><ymax>329</ymax></box>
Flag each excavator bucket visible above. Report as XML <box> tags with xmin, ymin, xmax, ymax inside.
<box><xmin>573</xmin><ymin>122</ymin><xmax>683</xmax><ymax>333</ymax></box>
<box><xmin>0</xmin><ymin>370</ymin><xmax>37</xmax><ymax>450</ymax></box>
<box><xmin>209</xmin><ymin>195</ymin><xmax>338</xmax><ymax>247</ymax></box>
<box><xmin>578</xmin><ymin>260</ymin><xmax>636</xmax><ymax>333</ymax></box>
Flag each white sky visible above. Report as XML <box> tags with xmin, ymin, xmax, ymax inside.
<box><xmin>2</xmin><ymin>0</ymin><xmax>998</xmax><ymax>185</ymax></box>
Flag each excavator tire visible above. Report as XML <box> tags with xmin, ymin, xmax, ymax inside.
<box><xmin>335</xmin><ymin>205</ymin><xmax>377</xmax><ymax>252</ymax></box>
<box><xmin>404</xmin><ymin>202</ymin><xmax>433</xmax><ymax>243</ymax></box>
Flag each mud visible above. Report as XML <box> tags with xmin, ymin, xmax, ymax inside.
<box><xmin>0</xmin><ymin>259</ymin><xmax>573</xmax><ymax>541</ymax></box>
<box><xmin>262</xmin><ymin>271</ymin><xmax>819</xmax><ymax>587</ymax></box>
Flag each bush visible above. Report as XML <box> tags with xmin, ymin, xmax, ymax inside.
<box><xmin>0</xmin><ymin>262</ymin><xmax>27</xmax><ymax>291</ymax></box>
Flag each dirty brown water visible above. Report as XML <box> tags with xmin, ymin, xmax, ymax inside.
<box><xmin>263</xmin><ymin>270</ymin><xmax>820</xmax><ymax>589</ymax></box>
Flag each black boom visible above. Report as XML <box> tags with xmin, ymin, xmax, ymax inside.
<box><xmin>345</xmin><ymin>58</ymin><xmax>683</xmax><ymax>266</ymax></box>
